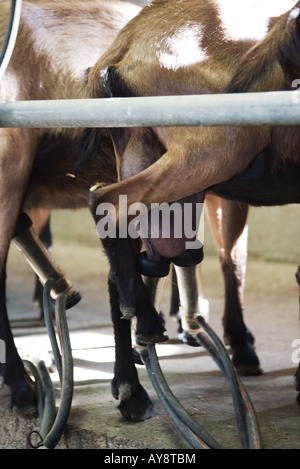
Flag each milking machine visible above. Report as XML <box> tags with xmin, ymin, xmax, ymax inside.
<box><xmin>12</xmin><ymin>213</ymin><xmax>78</xmax><ymax>449</ymax></box>
<box><xmin>138</xmin><ymin>243</ymin><xmax>262</xmax><ymax>449</ymax></box>
<box><xmin>13</xmin><ymin>213</ymin><xmax>81</xmax><ymax>308</ymax></box>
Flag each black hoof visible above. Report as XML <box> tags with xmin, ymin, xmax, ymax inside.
<box><xmin>232</xmin><ymin>346</ymin><xmax>263</xmax><ymax>377</ymax></box>
<box><xmin>296</xmin><ymin>392</ymin><xmax>300</xmax><ymax>406</ymax></box>
<box><xmin>117</xmin><ymin>384</ymin><xmax>157</xmax><ymax>422</ymax></box>
<box><xmin>235</xmin><ymin>363</ymin><xmax>263</xmax><ymax>377</ymax></box>
<box><xmin>10</xmin><ymin>377</ymin><xmax>37</xmax><ymax>413</ymax></box>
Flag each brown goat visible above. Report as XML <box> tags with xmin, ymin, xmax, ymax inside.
<box><xmin>0</xmin><ymin>0</ymin><xmax>253</xmax><ymax>424</ymax></box>
<box><xmin>88</xmin><ymin>0</ymin><xmax>300</xmax><ymax>420</ymax></box>
<box><xmin>88</xmin><ymin>0</ymin><xmax>299</xmax><ymax>211</ymax></box>
<box><xmin>0</xmin><ymin>0</ymin><xmax>140</xmax><ymax>411</ymax></box>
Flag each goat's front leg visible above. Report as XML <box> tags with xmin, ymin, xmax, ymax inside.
<box><xmin>89</xmin><ymin>190</ymin><xmax>167</xmax><ymax>344</ymax></box>
<box><xmin>108</xmin><ymin>274</ymin><xmax>157</xmax><ymax>421</ymax></box>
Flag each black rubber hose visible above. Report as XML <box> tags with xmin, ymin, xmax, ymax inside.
<box><xmin>141</xmin><ymin>346</ymin><xmax>221</xmax><ymax>449</ymax></box>
<box><xmin>196</xmin><ymin>316</ymin><xmax>262</xmax><ymax>449</ymax></box>
<box><xmin>42</xmin><ymin>295</ymin><xmax>74</xmax><ymax>449</ymax></box>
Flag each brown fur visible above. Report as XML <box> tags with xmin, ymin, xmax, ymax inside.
<box><xmin>88</xmin><ymin>0</ymin><xmax>299</xmax><ymax>216</ymax></box>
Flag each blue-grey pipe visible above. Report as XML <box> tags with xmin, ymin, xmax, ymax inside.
<box><xmin>0</xmin><ymin>91</ymin><xmax>300</xmax><ymax>128</ymax></box>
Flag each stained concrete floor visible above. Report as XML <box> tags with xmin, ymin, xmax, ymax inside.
<box><xmin>0</xmin><ymin>241</ymin><xmax>299</xmax><ymax>449</ymax></box>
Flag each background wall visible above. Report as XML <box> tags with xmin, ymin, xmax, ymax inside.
<box><xmin>51</xmin><ymin>204</ymin><xmax>300</xmax><ymax>264</ymax></box>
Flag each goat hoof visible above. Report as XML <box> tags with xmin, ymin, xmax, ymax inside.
<box><xmin>296</xmin><ymin>393</ymin><xmax>300</xmax><ymax>406</ymax></box>
<box><xmin>235</xmin><ymin>364</ymin><xmax>263</xmax><ymax>377</ymax></box>
<box><xmin>120</xmin><ymin>305</ymin><xmax>136</xmax><ymax>320</ymax></box>
<box><xmin>118</xmin><ymin>385</ymin><xmax>157</xmax><ymax>422</ymax></box>
<box><xmin>12</xmin><ymin>404</ymin><xmax>38</xmax><ymax>419</ymax></box>
<box><xmin>233</xmin><ymin>350</ymin><xmax>263</xmax><ymax>376</ymax></box>
<box><xmin>231</xmin><ymin>344</ymin><xmax>263</xmax><ymax>377</ymax></box>
<box><xmin>10</xmin><ymin>379</ymin><xmax>37</xmax><ymax>413</ymax></box>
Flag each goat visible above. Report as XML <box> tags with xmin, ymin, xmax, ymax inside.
<box><xmin>88</xmin><ymin>0</ymin><xmax>300</xmax><ymax>420</ymax></box>
<box><xmin>0</xmin><ymin>0</ymin><xmax>252</xmax><ymax>424</ymax></box>
<box><xmin>0</xmin><ymin>0</ymin><xmax>140</xmax><ymax>412</ymax></box>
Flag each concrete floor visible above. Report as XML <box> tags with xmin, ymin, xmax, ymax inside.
<box><xmin>0</xmin><ymin>241</ymin><xmax>299</xmax><ymax>449</ymax></box>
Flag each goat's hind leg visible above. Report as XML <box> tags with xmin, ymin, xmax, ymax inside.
<box><xmin>0</xmin><ymin>227</ymin><xmax>36</xmax><ymax>412</ymax></box>
<box><xmin>0</xmin><ymin>131</ymin><xmax>38</xmax><ymax>412</ymax></box>
<box><xmin>205</xmin><ymin>196</ymin><xmax>262</xmax><ymax>376</ymax></box>
<box><xmin>0</xmin><ymin>262</ymin><xmax>36</xmax><ymax>412</ymax></box>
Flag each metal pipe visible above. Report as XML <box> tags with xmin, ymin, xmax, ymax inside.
<box><xmin>1</xmin><ymin>91</ymin><xmax>300</xmax><ymax>128</ymax></box>
<box><xmin>174</xmin><ymin>264</ymin><xmax>208</xmax><ymax>336</ymax></box>
<box><xmin>13</xmin><ymin>213</ymin><xmax>75</xmax><ymax>300</ymax></box>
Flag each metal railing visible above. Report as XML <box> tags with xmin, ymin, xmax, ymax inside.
<box><xmin>0</xmin><ymin>91</ymin><xmax>300</xmax><ymax>128</ymax></box>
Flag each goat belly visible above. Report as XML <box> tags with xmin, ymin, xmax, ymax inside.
<box><xmin>209</xmin><ymin>150</ymin><xmax>300</xmax><ymax>206</ymax></box>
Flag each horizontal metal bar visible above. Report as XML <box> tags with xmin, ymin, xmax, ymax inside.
<box><xmin>0</xmin><ymin>91</ymin><xmax>300</xmax><ymax>128</ymax></box>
